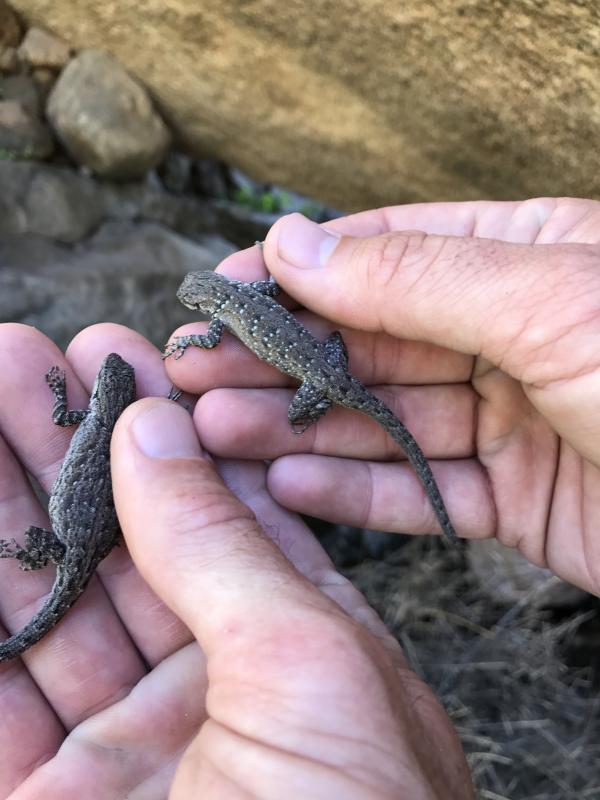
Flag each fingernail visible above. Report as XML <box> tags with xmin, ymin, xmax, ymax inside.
<box><xmin>132</xmin><ymin>401</ymin><xmax>203</xmax><ymax>459</ymax></box>
<box><xmin>278</xmin><ymin>213</ymin><xmax>340</xmax><ymax>269</ymax></box>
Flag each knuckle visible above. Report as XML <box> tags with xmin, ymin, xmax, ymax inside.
<box><xmin>167</xmin><ymin>486</ymin><xmax>259</xmax><ymax>568</ymax></box>
<box><xmin>357</xmin><ymin>231</ymin><xmax>446</xmax><ymax>296</ymax></box>
<box><xmin>170</xmin><ymin>480</ymin><xmax>254</xmax><ymax>534</ymax></box>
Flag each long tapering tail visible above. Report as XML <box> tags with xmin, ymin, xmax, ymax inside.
<box><xmin>0</xmin><ymin>567</ymin><xmax>87</xmax><ymax>662</ymax></box>
<box><xmin>347</xmin><ymin>388</ymin><xmax>458</xmax><ymax>544</ymax></box>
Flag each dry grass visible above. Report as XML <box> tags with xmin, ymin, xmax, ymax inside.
<box><xmin>341</xmin><ymin>537</ymin><xmax>600</xmax><ymax>799</ymax></box>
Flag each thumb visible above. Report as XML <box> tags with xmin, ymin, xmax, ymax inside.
<box><xmin>263</xmin><ymin>212</ymin><xmax>597</xmax><ymax>383</ymax></box>
<box><xmin>110</xmin><ymin>398</ymin><xmax>338</xmax><ymax>656</ymax></box>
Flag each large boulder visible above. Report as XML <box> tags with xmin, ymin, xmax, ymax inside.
<box><xmin>8</xmin><ymin>1</ymin><xmax>600</xmax><ymax>209</ymax></box>
<box><xmin>47</xmin><ymin>50</ymin><xmax>171</xmax><ymax>179</ymax></box>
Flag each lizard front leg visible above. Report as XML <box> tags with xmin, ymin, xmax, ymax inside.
<box><xmin>0</xmin><ymin>370</ymin><xmax>84</xmax><ymax>567</ymax></box>
<box><xmin>163</xmin><ymin>317</ymin><xmax>225</xmax><ymax>360</ymax></box>
<box><xmin>46</xmin><ymin>366</ymin><xmax>88</xmax><ymax>426</ymax></box>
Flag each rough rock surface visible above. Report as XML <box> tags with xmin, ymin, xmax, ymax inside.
<box><xmin>17</xmin><ymin>25</ymin><xmax>69</xmax><ymax>68</ymax></box>
<box><xmin>0</xmin><ymin>159</ymin><xmax>282</xmax><ymax>349</ymax></box>
<box><xmin>0</xmin><ymin>221</ymin><xmax>235</xmax><ymax>351</ymax></box>
<box><xmin>47</xmin><ymin>50</ymin><xmax>171</xmax><ymax>179</ymax></box>
<box><xmin>0</xmin><ymin>46</ymin><xmax>18</xmax><ymax>72</ymax></box>
<box><xmin>1</xmin><ymin>73</ymin><xmax>43</xmax><ymax>114</ymax></box>
<box><xmin>8</xmin><ymin>0</ymin><xmax>600</xmax><ymax>209</ymax></box>
<box><xmin>0</xmin><ymin>98</ymin><xmax>53</xmax><ymax>157</ymax></box>
<box><xmin>0</xmin><ymin>0</ymin><xmax>21</xmax><ymax>47</ymax></box>
<box><xmin>0</xmin><ymin>161</ymin><xmax>275</xmax><ymax>245</ymax></box>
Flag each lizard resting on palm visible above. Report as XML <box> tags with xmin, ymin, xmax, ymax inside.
<box><xmin>164</xmin><ymin>271</ymin><xmax>457</xmax><ymax>544</ymax></box>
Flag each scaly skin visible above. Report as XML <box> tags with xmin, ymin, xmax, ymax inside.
<box><xmin>0</xmin><ymin>353</ymin><xmax>136</xmax><ymax>661</ymax></box>
<box><xmin>164</xmin><ymin>271</ymin><xmax>457</xmax><ymax>543</ymax></box>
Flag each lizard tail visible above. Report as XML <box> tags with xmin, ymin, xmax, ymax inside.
<box><xmin>0</xmin><ymin>568</ymin><xmax>87</xmax><ymax>662</ymax></box>
<box><xmin>347</xmin><ymin>389</ymin><xmax>459</xmax><ymax>544</ymax></box>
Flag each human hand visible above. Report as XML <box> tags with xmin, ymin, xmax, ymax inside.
<box><xmin>165</xmin><ymin>198</ymin><xmax>600</xmax><ymax>596</ymax></box>
<box><xmin>0</xmin><ymin>323</ymin><xmax>472</xmax><ymax>798</ymax></box>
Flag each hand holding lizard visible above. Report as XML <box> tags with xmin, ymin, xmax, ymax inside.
<box><xmin>0</xmin><ymin>323</ymin><xmax>471</xmax><ymax>798</ymax></box>
<box><xmin>166</xmin><ymin>199</ymin><xmax>600</xmax><ymax>597</ymax></box>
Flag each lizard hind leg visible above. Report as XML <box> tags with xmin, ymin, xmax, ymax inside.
<box><xmin>288</xmin><ymin>381</ymin><xmax>332</xmax><ymax>433</ymax></box>
<box><xmin>0</xmin><ymin>526</ymin><xmax>65</xmax><ymax>571</ymax></box>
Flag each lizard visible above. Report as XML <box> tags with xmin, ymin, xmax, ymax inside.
<box><xmin>0</xmin><ymin>352</ymin><xmax>136</xmax><ymax>661</ymax></box>
<box><xmin>163</xmin><ymin>270</ymin><xmax>458</xmax><ymax>543</ymax></box>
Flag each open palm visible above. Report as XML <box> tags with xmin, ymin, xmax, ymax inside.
<box><xmin>0</xmin><ymin>325</ymin><xmax>198</xmax><ymax>797</ymax></box>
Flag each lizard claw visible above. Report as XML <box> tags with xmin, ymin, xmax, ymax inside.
<box><xmin>291</xmin><ymin>420</ymin><xmax>309</xmax><ymax>434</ymax></box>
<box><xmin>162</xmin><ymin>341</ymin><xmax>185</xmax><ymax>360</ymax></box>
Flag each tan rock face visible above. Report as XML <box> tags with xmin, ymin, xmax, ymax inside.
<box><xmin>17</xmin><ymin>25</ymin><xmax>70</xmax><ymax>68</ymax></box>
<box><xmin>0</xmin><ymin>46</ymin><xmax>18</xmax><ymax>72</ymax></box>
<box><xmin>8</xmin><ymin>1</ymin><xmax>600</xmax><ymax>209</ymax></box>
<box><xmin>0</xmin><ymin>0</ymin><xmax>21</xmax><ymax>47</ymax></box>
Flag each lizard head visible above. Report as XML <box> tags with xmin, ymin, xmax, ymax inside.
<box><xmin>176</xmin><ymin>270</ymin><xmax>229</xmax><ymax>314</ymax></box>
<box><xmin>91</xmin><ymin>353</ymin><xmax>136</xmax><ymax>420</ymax></box>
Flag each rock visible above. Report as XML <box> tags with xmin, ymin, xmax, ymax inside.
<box><xmin>17</xmin><ymin>25</ymin><xmax>70</xmax><ymax>68</ymax></box>
<box><xmin>0</xmin><ymin>98</ymin><xmax>53</xmax><ymax>158</ymax></box>
<box><xmin>157</xmin><ymin>150</ymin><xmax>193</xmax><ymax>194</ymax></box>
<box><xmin>191</xmin><ymin>159</ymin><xmax>230</xmax><ymax>201</ymax></box>
<box><xmin>213</xmin><ymin>201</ymin><xmax>279</xmax><ymax>249</ymax></box>
<box><xmin>0</xmin><ymin>74</ymin><xmax>43</xmax><ymax>114</ymax></box>
<box><xmin>0</xmin><ymin>221</ymin><xmax>236</xmax><ymax>352</ymax></box>
<box><xmin>0</xmin><ymin>161</ymin><xmax>271</xmax><ymax>248</ymax></box>
<box><xmin>0</xmin><ymin>158</ymin><xmax>276</xmax><ymax>353</ymax></box>
<box><xmin>31</xmin><ymin>66</ymin><xmax>56</xmax><ymax>92</ymax></box>
<box><xmin>0</xmin><ymin>161</ymin><xmax>108</xmax><ymax>240</ymax></box>
<box><xmin>467</xmin><ymin>539</ymin><xmax>587</xmax><ymax>609</ymax></box>
<box><xmin>0</xmin><ymin>46</ymin><xmax>18</xmax><ymax>72</ymax></box>
<box><xmin>0</xmin><ymin>1</ymin><xmax>21</xmax><ymax>47</ymax></box>
<box><xmin>47</xmin><ymin>50</ymin><xmax>171</xmax><ymax>179</ymax></box>
<box><xmin>7</xmin><ymin>1</ymin><xmax>600</xmax><ymax>209</ymax></box>
<box><xmin>0</xmin><ymin>75</ymin><xmax>54</xmax><ymax>157</ymax></box>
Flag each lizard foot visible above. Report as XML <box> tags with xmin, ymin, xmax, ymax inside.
<box><xmin>162</xmin><ymin>339</ymin><xmax>188</xmax><ymax>360</ymax></box>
